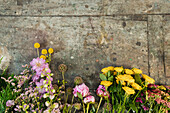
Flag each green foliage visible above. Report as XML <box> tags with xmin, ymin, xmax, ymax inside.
<box><xmin>99</xmin><ymin>74</ymin><xmax>107</xmax><ymax>81</ymax></box>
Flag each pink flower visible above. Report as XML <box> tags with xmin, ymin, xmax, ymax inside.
<box><xmin>96</xmin><ymin>85</ymin><xmax>110</xmax><ymax>99</ymax></box>
<box><xmin>142</xmin><ymin>106</ymin><xmax>149</xmax><ymax>111</ymax></box>
<box><xmin>30</xmin><ymin>58</ymin><xmax>45</xmax><ymax>72</ymax></box>
<box><xmin>73</xmin><ymin>83</ymin><xmax>90</xmax><ymax>97</ymax></box>
<box><xmin>83</xmin><ymin>95</ymin><xmax>95</xmax><ymax>104</ymax></box>
<box><xmin>136</xmin><ymin>97</ymin><xmax>143</xmax><ymax>103</ymax></box>
<box><xmin>36</xmin><ymin>79</ymin><xmax>46</xmax><ymax>94</ymax></box>
<box><xmin>6</xmin><ymin>100</ymin><xmax>14</xmax><ymax>107</ymax></box>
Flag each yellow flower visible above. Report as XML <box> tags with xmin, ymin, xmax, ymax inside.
<box><xmin>116</xmin><ymin>74</ymin><xmax>135</xmax><ymax>83</ymax></box>
<box><xmin>116</xmin><ymin>79</ymin><xmax>126</xmax><ymax>85</ymax></box>
<box><xmin>40</xmin><ymin>55</ymin><xmax>46</xmax><ymax>60</ymax></box>
<box><xmin>48</xmin><ymin>48</ymin><xmax>54</xmax><ymax>54</ymax></box>
<box><xmin>101</xmin><ymin>66</ymin><xmax>114</xmax><ymax>74</ymax></box>
<box><xmin>158</xmin><ymin>85</ymin><xmax>166</xmax><ymax>90</ymax></box>
<box><xmin>122</xmin><ymin>87</ymin><xmax>135</xmax><ymax>95</ymax></box>
<box><xmin>34</xmin><ymin>43</ymin><xmax>40</xmax><ymax>48</ymax></box>
<box><xmin>100</xmin><ymin>81</ymin><xmax>112</xmax><ymax>87</ymax></box>
<box><xmin>142</xmin><ymin>74</ymin><xmax>155</xmax><ymax>84</ymax></box>
<box><xmin>114</xmin><ymin>67</ymin><xmax>123</xmax><ymax>73</ymax></box>
<box><xmin>125</xmin><ymin>69</ymin><xmax>134</xmax><ymax>75</ymax></box>
<box><xmin>41</xmin><ymin>49</ymin><xmax>47</xmax><ymax>54</ymax></box>
<box><xmin>132</xmin><ymin>68</ymin><xmax>142</xmax><ymax>74</ymax></box>
<box><xmin>131</xmin><ymin>83</ymin><xmax>142</xmax><ymax>90</ymax></box>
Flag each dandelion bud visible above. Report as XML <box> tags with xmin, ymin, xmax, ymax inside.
<box><xmin>74</xmin><ymin>76</ymin><xmax>83</xmax><ymax>85</ymax></box>
<box><xmin>58</xmin><ymin>64</ymin><xmax>67</xmax><ymax>72</ymax></box>
<box><xmin>74</xmin><ymin>103</ymin><xmax>81</xmax><ymax>110</ymax></box>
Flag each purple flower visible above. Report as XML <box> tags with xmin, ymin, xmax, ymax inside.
<box><xmin>6</xmin><ymin>100</ymin><xmax>14</xmax><ymax>107</ymax></box>
<box><xmin>136</xmin><ymin>97</ymin><xmax>143</xmax><ymax>103</ymax></box>
<box><xmin>83</xmin><ymin>95</ymin><xmax>95</xmax><ymax>104</ymax></box>
<box><xmin>73</xmin><ymin>83</ymin><xmax>90</xmax><ymax>97</ymax></box>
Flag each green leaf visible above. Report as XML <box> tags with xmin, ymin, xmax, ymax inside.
<box><xmin>108</xmin><ymin>71</ymin><xmax>111</xmax><ymax>77</ymax></box>
<box><xmin>134</xmin><ymin>74</ymin><xmax>142</xmax><ymax>85</ymax></box>
<box><xmin>77</xmin><ymin>92</ymin><xmax>83</xmax><ymax>100</ymax></box>
<box><xmin>108</xmin><ymin>76</ymin><xmax>113</xmax><ymax>81</ymax></box>
<box><xmin>129</xmin><ymin>103</ymin><xmax>137</xmax><ymax>112</ymax></box>
<box><xmin>99</xmin><ymin>74</ymin><xmax>107</xmax><ymax>81</ymax></box>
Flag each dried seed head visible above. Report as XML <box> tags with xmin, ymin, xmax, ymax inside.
<box><xmin>74</xmin><ymin>76</ymin><xmax>83</xmax><ymax>85</ymax></box>
<box><xmin>66</xmin><ymin>87</ymin><xmax>73</xmax><ymax>95</ymax></box>
<box><xmin>74</xmin><ymin>103</ymin><xmax>81</xmax><ymax>110</ymax></box>
<box><xmin>53</xmin><ymin>84</ymin><xmax>59</xmax><ymax>90</ymax></box>
<box><xmin>58</xmin><ymin>64</ymin><xmax>67</xmax><ymax>72</ymax></box>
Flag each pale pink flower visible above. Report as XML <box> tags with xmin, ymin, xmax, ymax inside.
<box><xmin>30</xmin><ymin>57</ymin><xmax>45</xmax><ymax>72</ymax></box>
<box><xmin>83</xmin><ymin>95</ymin><xmax>95</xmax><ymax>104</ymax></box>
<box><xmin>73</xmin><ymin>83</ymin><xmax>90</xmax><ymax>97</ymax></box>
<box><xmin>6</xmin><ymin>100</ymin><xmax>14</xmax><ymax>107</ymax></box>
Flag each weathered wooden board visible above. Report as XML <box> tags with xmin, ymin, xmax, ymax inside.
<box><xmin>0</xmin><ymin>16</ymin><xmax>148</xmax><ymax>88</ymax></box>
<box><xmin>0</xmin><ymin>0</ymin><xmax>169</xmax><ymax>15</ymax></box>
<box><xmin>163</xmin><ymin>15</ymin><xmax>170</xmax><ymax>82</ymax></box>
<box><xmin>148</xmin><ymin>15</ymin><xmax>167</xmax><ymax>84</ymax></box>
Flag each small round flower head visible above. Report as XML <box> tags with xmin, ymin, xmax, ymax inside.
<box><xmin>74</xmin><ymin>76</ymin><xmax>83</xmax><ymax>85</ymax></box>
<box><xmin>58</xmin><ymin>64</ymin><xmax>67</xmax><ymax>72</ymax></box>
<box><xmin>53</xmin><ymin>84</ymin><xmax>59</xmax><ymax>90</ymax></box>
<box><xmin>48</xmin><ymin>48</ymin><xmax>54</xmax><ymax>54</ymax></box>
<box><xmin>74</xmin><ymin>103</ymin><xmax>81</xmax><ymax>110</ymax></box>
<box><xmin>103</xmin><ymin>102</ymin><xmax>112</xmax><ymax>111</ymax></box>
<box><xmin>41</xmin><ymin>49</ymin><xmax>47</xmax><ymax>54</ymax></box>
<box><xmin>40</xmin><ymin>55</ymin><xmax>46</xmax><ymax>60</ymax></box>
<box><xmin>66</xmin><ymin>87</ymin><xmax>73</xmax><ymax>95</ymax></box>
<box><xmin>34</xmin><ymin>43</ymin><xmax>40</xmax><ymax>48</ymax></box>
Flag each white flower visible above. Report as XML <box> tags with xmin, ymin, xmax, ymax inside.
<box><xmin>49</xmin><ymin>95</ymin><xmax>55</xmax><ymax>100</ymax></box>
<box><xmin>43</xmin><ymin>93</ymin><xmax>49</xmax><ymax>98</ymax></box>
<box><xmin>51</xmin><ymin>89</ymin><xmax>55</xmax><ymax>93</ymax></box>
<box><xmin>45</xmin><ymin>101</ymin><xmax>50</xmax><ymax>107</ymax></box>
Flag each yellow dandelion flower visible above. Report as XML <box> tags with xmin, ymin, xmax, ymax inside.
<box><xmin>122</xmin><ymin>87</ymin><xmax>135</xmax><ymax>95</ymax></box>
<box><xmin>41</xmin><ymin>49</ymin><xmax>47</xmax><ymax>55</ymax></box>
<box><xmin>142</xmin><ymin>74</ymin><xmax>155</xmax><ymax>84</ymax></box>
<box><xmin>116</xmin><ymin>74</ymin><xmax>135</xmax><ymax>83</ymax></box>
<box><xmin>100</xmin><ymin>81</ymin><xmax>112</xmax><ymax>87</ymax></box>
<box><xmin>114</xmin><ymin>67</ymin><xmax>123</xmax><ymax>73</ymax></box>
<box><xmin>34</xmin><ymin>43</ymin><xmax>40</xmax><ymax>48</ymax></box>
<box><xmin>40</xmin><ymin>55</ymin><xmax>46</xmax><ymax>60</ymax></box>
<box><xmin>48</xmin><ymin>48</ymin><xmax>54</xmax><ymax>54</ymax></box>
<box><xmin>125</xmin><ymin>69</ymin><xmax>134</xmax><ymax>75</ymax></box>
<box><xmin>132</xmin><ymin>68</ymin><xmax>142</xmax><ymax>74</ymax></box>
<box><xmin>131</xmin><ymin>83</ymin><xmax>142</xmax><ymax>90</ymax></box>
<box><xmin>116</xmin><ymin>79</ymin><xmax>126</xmax><ymax>85</ymax></box>
<box><xmin>101</xmin><ymin>66</ymin><xmax>114</xmax><ymax>74</ymax></box>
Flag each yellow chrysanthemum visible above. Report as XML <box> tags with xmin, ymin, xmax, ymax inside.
<box><xmin>116</xmin><ymin>74</ymin><xmax>135</xmax><ymax>83</ymax></box>
<box><xmin>114</xmin><ymin>67</ymin><xmax>123</xmax><ymax>73</ymax></box>
<box><xmin>116</xmin><ymin>79</ymin><xmax>126</xmax><ymax>85</ymax></box>
<box><xmin>34</xmin><ymin>43</ymin><xmax>40</xmax><ymax>48</ymax></box>
<box><xmin>122</xmin><ymin>87</ymin><xmax>135</xmax><ymax>95</ymax></box>
<box><xmin>100</xmin><ymin>81</ymin><xmax>112</xmax><ymax>87</ymax></box>
<box><xmin>131</xmin><ymin>83</ymin><xmax>142</xmax><ymax>90</ymax></box>
<box><xmin>125</xmin><ymin>69</ymin><xmax>134</xmax><ymax>75</ymax></box>
<box><xmin>48</xmin><ymin>48</ymin><xmax>54</xmax><ymax>54</ymax></box>
<box><xmin>158</xmin><ymin>85</ymin><xmax>166</xmax><ymax>90</ymax></box>
<box><xmin>101</xmin><ymin>66</ymin><xmax>114</xmax><ymax>74</ymax></box>
<box><xmin>40</xmin><ymin>55</ymin><xmax>46</xmax><ymax>60</ymax></box>
<box><xmin>142</xmin><ymin>74</ymin><xmax>155</xmax><ymax>84</ymax></box>
<box><xmin>41</xmin><ymin>49</ymin><xmax>47</xmax><ymax>55</ymax></box>
<box><xmin>132</xmin><ymin>68</ymin><xmax>142</xmax><ymax>74</ymax></box>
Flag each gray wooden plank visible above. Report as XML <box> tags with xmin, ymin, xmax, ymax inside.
<box><xmin>148</xmin><ymin>15</ymin><xmax>167</xmax><ymax>84</ymax></box>
<box><xmin>0</xmin><ymin>0</ymin><xmax>169</xmax><ymax>15</ymax></box>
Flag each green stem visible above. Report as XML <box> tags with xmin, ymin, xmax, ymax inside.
<box><xmin>83</xmin><ymin>102</ymin><xmax>85</xmax><ymax>113</ymax></box>
<box><xmin>122</xmin><ymin>94</ymin><xmax>128</xmax><ymax>113</ymax></box>
<box><xmin>69</xmin><ymin>96</ymin><xmax>74</xmax><ymax>113</ymax></box>
<box><xmin>86</xmin><ymin>103</ymin><xmax>90</xmax><ymax>113</ymax></box>
<box><xmin>133</xmin><ymin>85</ymin><xmax>146</xmax><ymax>103</ymax></box>
<box><xmin>37</xmin><ymin>48</ymin><xmax>39</xmax><ymax>57</ymax></box>
<box><xmin>127</xmin><ymin>107</ymin><xmax>131</xmax><ymax>113</ymax></box>
<box><xmin>73</xmin><ymin>109</ymin><xmax>77</xmax><ymax>113</ymax></box>
<box><xmin>96</xmin><ymin>97</ymin><xmax>103</xmax><ymax>113</ymax></box>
